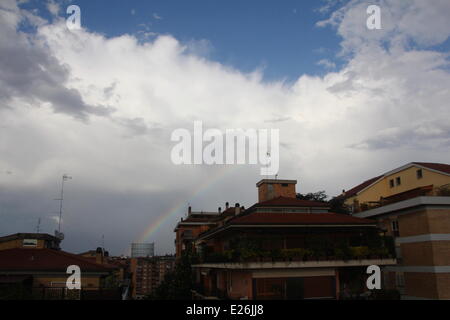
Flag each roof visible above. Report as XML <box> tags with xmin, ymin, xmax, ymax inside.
<box><xmin>78</xmin><ymin>250</ymin><xmax>97</xmax><ymax>256</ymax></box>
<box><xmin>0</xmin><ymin>233</ymin><xmax>60</xmax><ymax>243</ymax></box>
<box><xmin>229</xmin><ymin>212</ymin><xmax>376</xmax><ymax>226</ymax></box>
<box><xmin>341</xmin><ymin>162</ymin><xmax>450</xmax><ymax>199</ymax></box>
<box><xmin>251</xmin><ymin>196</ymin><xmax>329</xmax><ymax>208</ymax></box>
<box><xmin>0</xmin><ymin>248</ymin><xmax>117</xmax><ymax>273</ymax></box>
<box><xmin>382</xmin><ymin>185</ymin><xmax>434</xmax><ymax>205</ymax></box>
<box><xmin>174</xmin><ymin>214</ymin><xmax>219</xmax><ymax>232</ymax></box>
<box><xmin>413</xmin><ymin>162</ymin><xmax>450</xmax><ymax>175</ymax></box>
<box><xmin>256</xmin><ymin>179</ymin><xmax>297</xmax><ymax>187</ymax></box>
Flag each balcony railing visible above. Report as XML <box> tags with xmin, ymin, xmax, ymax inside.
<box><xmin>200</xmin><ymin>245</ymin><xmax>394</xmax><ymax>264</ymax></box>
<box><xmin>353</xmin><ymin>184</ymin><xmax>450</xmax><ymax>213</ymax></box>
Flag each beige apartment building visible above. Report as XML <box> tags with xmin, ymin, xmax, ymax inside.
<box><xmin>342</xmin><ymin>162</ymin><xmax>450</xmax><ymax>299</ymax></box>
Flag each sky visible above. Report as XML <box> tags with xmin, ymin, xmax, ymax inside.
<box><xmin>0</xmin><ymin>0</ymin><xmax>449</xmax><ymax>256</ymax></box>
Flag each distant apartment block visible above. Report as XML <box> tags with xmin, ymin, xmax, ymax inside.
<box><xmin>341</xmin><ymin>162</ymin><xmax>450</xmax><ymax>299</ymax></box>
<box><xmin>130</xmin><ymin>255</ymin><xmax>175</xmax><ymax>299</ymax></box>
<box><xmin>131</xmin><ymin>242</ymin><xmax>155</xmax><ymax>258</ymax></box>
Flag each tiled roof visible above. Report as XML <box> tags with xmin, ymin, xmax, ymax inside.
<box><xmin>413</xmin><ymin>162</ymin><xmax>450</xmax><ymax>175</ymax></box>
<box><xmin>229</xmin><ymin>212</ymin><xmax>376</xmax><ymax>225</ymax></box>
<box><xmin>0</xmin><ymin>233</ymin><xmax>60</xmax><ymax>243</ymax></box>
<box><xmin>252</xmin><ymin>196</ymin><xmax>329</xmax><ymax>208</ymax></box>
<box><xmin>0</xmin><ymin>248</ymin><xmax>117</xmax><ymax>273</ymax></box>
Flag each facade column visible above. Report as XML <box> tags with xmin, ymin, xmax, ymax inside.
<box><xmin>335</xmin><ymin>269</ymin><xmax>340</xmax><ymax>300</ymax></box>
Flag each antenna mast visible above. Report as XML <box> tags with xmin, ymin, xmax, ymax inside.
<box><xmin>55</xmin><ymin>174</ymin><xmax>72</xmax><ymax>233</ymax></box>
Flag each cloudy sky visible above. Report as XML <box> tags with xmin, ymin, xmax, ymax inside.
<box><xmin>0</xmin><ymin>0</ymin><xmax>449</xmax><ymax>256</ymax></box>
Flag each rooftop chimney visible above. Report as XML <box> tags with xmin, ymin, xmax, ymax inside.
<box><xmin>188</xmin><ymin>206</ymin><xmax>192</xmax><ymax>214</ymax></box>
<box><xmin>235</xmin><ymin>203</ymin><xmax>240</xmax><ymax>215</ymax></box>
<box><xmin>256</xmin><ymin>179</ymin><xmax>297</xmax><ymax>203</ymax></box>
<box><xmin>95</xmin><ymin>247</ymin><xmax>104</xmax><ymax>265</ymax></box>
<box><xmin>218</xmin><ymin>207</ymin><xmax>222</xmax><ymax>213</ymax></box>
<box><xmin>225</xmin><ymin>202</ymin><xmax>229</xmax><ymax>209</ymax></box>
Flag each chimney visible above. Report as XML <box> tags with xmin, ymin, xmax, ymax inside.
<box><xmin>235</xmin><ymin>203</ymin><xmax>240</xmax><ymax>215</ymax></box>
<box><xmin>225</xmin><ymin>202</ymin><xmax>229</xmax><ymax>210</ymax></box>
<box><xmin>188</xmin><ymin>206</ymin><xmax>192</xmax><ymax>214</ymax></box>
<box><xmin>218</xmin><ymin>207</ymin><xmax>222</xmax><ymax>213</ymax></box>
<box><xmin>256</xmin><ymin>179</ymin><xmax>297</xmax><ymax>203</ymax></box>
<box><xmin>96</xmin><ymin>247</ymin><xmax>103</xmax><ymax>264</ymax></box>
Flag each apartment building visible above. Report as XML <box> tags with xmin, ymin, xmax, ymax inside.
<box><xmin>130</xmin><ymin>255</ymin><xmax>175</xmax><ymax>299</ymax></box>
<box><xmin>341</xmin><ymin>162</ymin><xmax>450</xmax><ymax>299</ymax></box>
<box><xmin>0</xmin><ymin>233</ymin><xmax>61</xmax><ymax>251</ymax></box>
<box><xmin>186</xmin><ymin>179</ymin><xmax>396</xmax><ymax>300</ymax></box>
<box><xmin>174</xmin><ymin>206</ymin><xmax>236</xmax><ymax>258</ymax></box>
<box><xmin>341</xmin><ymin>162</ymin><xmax>450</xmax><ymax>213</ymax></box>
<box><xmin>0</xmin><ymin>233</ymin><xmax>117</xmax><ymax>296</ymax></box>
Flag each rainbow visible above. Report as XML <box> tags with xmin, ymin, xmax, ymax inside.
<box><xmin>135</xmin><ymin>165</ymin><xmax>241</xmax><ymax>246</ymax></box>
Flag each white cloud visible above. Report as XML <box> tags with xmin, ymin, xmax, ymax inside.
<box><xmin>317</xmin><ymin>0</ymin><xmax>450</xmax><ymax>53</ymax></box>
<box><xmin>1</xmin><ymin>0</ymin><xmax>449</xmax><ymax>254</ymax></box>
<box><xmin>46</xmin><ymin>0</ymin><xmax>60</xmax><ymax>17</ymax></box>
<box><xmin>317</xmin><ymin>59</ymin><xmax>336</xmax><ymax>69</ymax></box>
<box><xmin>152</xmin><ymin>13</ymin><xmax>162</xmax><ymax>20</ymax></box>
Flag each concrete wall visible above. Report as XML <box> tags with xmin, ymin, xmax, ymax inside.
<box><xmin>378</xmin><ymin>206</ymin><xmax>450</xmax><ymax>299</ymax></box>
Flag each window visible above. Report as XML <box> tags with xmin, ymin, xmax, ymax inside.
<box><xmin>23</xmin><ymin>239</ymin><xmax>38</xmax><ymax>247</ymax></box>
<box><xmin>416</xmin><ymin>169</ymin><xmax>423</xmax><ymax>179</ymax></box>
<box><xmin>396</xmin><ymin>272</ymin><xmax>405</xmax><ymax>288</ymax></box>
<box><xmin>392</xmin><ymin>220</ymin><xmax>400</xmax><ymax>237</ymax></box>
<box><xmin>389</xmin><ymin>179</ymin><xmax>394</xmax><ymax>188</ymax></box>
<box><xmin>281</xmin><ymin>183</ymin><xmax>288</xmax><ymax>187</ymax></box>
<box><xmin>396</xmin><ymin>177</ymin><xmax>401</xmax><ymax>186</ymax></box>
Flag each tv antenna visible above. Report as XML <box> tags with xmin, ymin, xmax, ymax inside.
<box><xmin>54</xmin><ymin>174</ymin><xmax>72</xmax><ymax>233</ymax></box>
<box><xmin>36</xmin><ymin>218</ymin><xmax>41</xmax><ymax>233</ymax></box>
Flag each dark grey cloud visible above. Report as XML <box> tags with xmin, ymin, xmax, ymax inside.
<box><xmin>0</xmin><ymin>4</ymin><xmax>113</xmax><ymax>120</ymax></box>
<box><xmin>349</xmin><ymin>122</ymin><xmax>450</xmax><ymax>150</ymax></box>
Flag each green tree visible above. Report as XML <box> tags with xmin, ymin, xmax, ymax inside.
<box><xmin>146</xmin><ymin>250</ymin><xmax>196</xmax><ymax>300</ymax></box>
<box><xmin>328</xmin><ymin>196</ymin><xmax>350</xmax><ymax>214</ymax></box>
<box><xmin>297</xmin><ymin>191</ymin><xmax>350</xmax><ymax>214</ymax></box>
<box><xmin>296</xmin><ymin>190</ymin><xmax>328</xmax><ymax>202</ymax></box>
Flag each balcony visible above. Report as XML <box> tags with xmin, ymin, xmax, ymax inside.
<box><xmin>193</xmin><ymin>258</ymin><xmax>396</xmax><ymax>269</ymax></box>
<box><xmin>194</xmin><ymin>244</ymin><xmax>396</xmax><ymax>269</ymax></box>
<box><xmin>353</xmin><ymin>184</ymin><xmax>450</xmax><ymax>213</ymax></box>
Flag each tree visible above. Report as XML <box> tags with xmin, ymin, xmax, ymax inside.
<box><xmin>296</xmin><ymin>190</ymin><xmax>327</xmax><ymax>202</ymax></box>
<box><xmin>146</xmin><ymin>249</ymin><xmax>196</xmax><ymax>300</ymax></box>
<box><xmin>329</xmin><ymin>196</ymin><xmax>350</xmax><ymax>215</ymax></box>
<box><xmin>297</xmin><ymin>191</ymin><xmax>350</xmax><ymax>215</ymax></box>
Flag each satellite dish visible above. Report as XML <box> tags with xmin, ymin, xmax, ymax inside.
<box><xmin>54</xmin><ymin>230</ymin><xmax>65</xmax><ymax>240</ymax></box>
